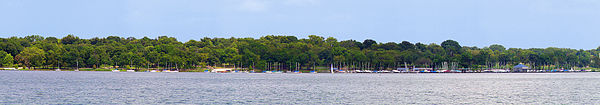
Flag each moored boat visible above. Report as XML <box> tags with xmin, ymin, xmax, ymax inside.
<box><xmin>378</xmin><ymin>70</ymin><xmax>391</xmax><ymax>73</ymax></box>
<box><xmin>163</xmin><ymin>69</ymin><xmax>179</xmax><ymax>73</ymax></box>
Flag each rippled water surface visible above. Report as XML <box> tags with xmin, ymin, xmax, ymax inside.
<box><xmin>1</xmin><ymin>71</ymin><xmax>600</xmax><ymax>104</ymax></box>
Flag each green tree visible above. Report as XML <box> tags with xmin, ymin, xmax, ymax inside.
<box><xmin>16</xmin><ymin>47</ymin><xmax>46</xmax><ymax>69</ymax></box>
<box><xmin>489</xmin><ymin>44</ymin><xmax>506</xmax><ymax>52</ymax></box>
<box><xmin>1</xmin><ymin>35</ymin><xmax>600</xmax><ymax>71</ymax></box>
<box><xmin>2</xmin><ymin>54</ymin><xmax>14</xmax><ymax>67</ymax></box>
<box><xmin>61</xmin><ymin>34</ymin><xmax>79</xmax><ymax>44</ymax></box>
<box><xmin>361</xmin><ymin>39</ymin><xmax>377</xmax><ymax>50</ymax></box>
<box><xmin>441</xmin><ymin>40</ymin><xmax>461</xmax><ymax>55</ymax></box>
<box><xmin>0</xmin><ymin>51</ymin><xmax>13</xmax><ymax>67</ymax></box>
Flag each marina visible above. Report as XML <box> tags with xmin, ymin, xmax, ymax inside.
<box><xmin>5</xmin><ymin>64</ymin><xmax>593</xmax><ymax>74</ymax></box>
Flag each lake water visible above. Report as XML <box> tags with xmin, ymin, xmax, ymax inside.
<box><xmin>1</xmin><ymin>71</ymin><xmax>600</xmax><ymax>104</ymax></box>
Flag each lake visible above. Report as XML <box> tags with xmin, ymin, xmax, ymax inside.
<box><xmin>1</xmin><ymin>71</ymin><xmax>599</xmax><ymax>104</ymax></box>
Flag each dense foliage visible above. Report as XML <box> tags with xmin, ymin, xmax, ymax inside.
<box><xmin>1</xmin><ymin>35</ymin><xmax>600</xmax><ymax>70</ymax></box>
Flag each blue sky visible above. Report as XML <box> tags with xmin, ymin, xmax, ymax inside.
<box><xmin>1</xmin><ymin>0</ymin><xmax>600</xmax><ymax>49</ymax></box>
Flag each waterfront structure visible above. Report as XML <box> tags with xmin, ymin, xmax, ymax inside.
<box><xmin>513</xmin><ymin>64</ymin><xmax>528</xmax><ymax>72</ymax></box>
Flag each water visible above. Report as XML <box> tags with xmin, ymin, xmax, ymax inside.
<box><xmin>1</xmin><ymin>71</ymin><xmax>600</xmax><ymax>104</ymax></box>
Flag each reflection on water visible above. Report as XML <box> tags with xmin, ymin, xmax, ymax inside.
<box><xmin>1</xmin><ymin>71</ymin><xmax>599</xmax><ymax>104</ymax></box>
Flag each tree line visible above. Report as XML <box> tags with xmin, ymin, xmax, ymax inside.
<box><xmin>1</xmin><ymin>35</ymin><xmax>600</xmax><ymax>71</ymax></box>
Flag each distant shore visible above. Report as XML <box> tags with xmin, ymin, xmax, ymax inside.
<box><xmin>3</xmin><ymin>35</ymin><xmax>600</xmax><ymax>75</ymax></box>
<box><xmin>2</xmin><ymin>69</ymin><xmax>597</xmax><ymax>74</ymax></box>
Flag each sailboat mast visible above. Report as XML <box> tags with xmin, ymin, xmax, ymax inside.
<box><xmin>330</xmin><ymin>64</ymin><xmax>334</xmax><ymax>74</ymax></box>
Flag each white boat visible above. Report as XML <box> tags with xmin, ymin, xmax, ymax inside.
<box><xmin>330</xmin><ymin>64</ymin><xmax>334</xmax><ymax>74</ymax></box>
<box><xmin>55</xmin><ymin>69</ymin><xmax>61</xmax><ymax>71</ymax></box>
<box><xmin>163</xmin><ymin>70</ymin><xmax>179</xmax><ymax>73</ymax></box>
<box><xmin>392</xmin><ymin>70</ymin><xmax>400</xmax><ymax>73</ymax></box>
<box><xmin>378</xmin><ymin>70</ymin><xmax>391</xmax><ymax>73</ymax></box>
<box><xmin>112</xmin><ymin>69</ymin><xmax>120</xmax><ymax>72</ymax></box>
<box><xmin>150</xmin><ymin>70</ymin><xmax>158</xmax><ymax>72</ymax></box>
<box><xmin>3</xmin><ymin>68</ymin><xmax>17</xmax><ymax>70</ymax></box>
<box><xmin>357</xmin><ymin>70</ymin><xmax>370</xmax><ymax>73</ymax></box>
<box><xmin>126</xmin><ymin>70</ymin><xmax>135</xmax><ymax>72</ymax></box>
<box><xmin>74</xmin><ymin>69</ymin><xmax>79</xmax><ymax>71</ymax></box>
<box><xmin>495</xmin><ymin>69</ymin><xmax>508</xmax><ymax>72</ymax></box>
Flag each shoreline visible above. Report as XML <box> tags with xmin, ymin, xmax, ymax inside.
<box><xmin>1</xmin><ymin>69</ymin><xmax>596</xmax><ymax>74</ymax></box>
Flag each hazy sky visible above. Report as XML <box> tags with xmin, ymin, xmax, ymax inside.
<box><xmin>1</xmin><ymin>0</ymin><xmax>600</xmax><ymax>49</ymax></box>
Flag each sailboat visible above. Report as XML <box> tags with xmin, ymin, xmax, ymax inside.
<box><xmin>330</xmin><ymin>64</ymin><xmax>334</xmax><ymax>74</ymax></box>
<box><xmin>55</xmin><ymin>63</ymin><xmax>61</xmax><ymax>71</ymax></box>
<box><xmin>113</xmin><ymin>63</ymin><xmax>120</xmax><ymax>72</ymax></box>
<box><xmin>293</xmin><ymin>62</ymin><xmax>301</xmax><ymax>73</ymax></box>
<box><xmin>74</xmin><ymin>61</ymin><xmax>79</xmax><ymax>71</ymax></box>
<box><xmin>310</xmin><ymin>62</ymin><xmax>317</xmax><ymax>73</ymax></box>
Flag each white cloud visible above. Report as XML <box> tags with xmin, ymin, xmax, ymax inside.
<box><xmin>237</xmin><ymin>0</ymin><xmax>319</xmax><ymax>12</ymax></box>
<box><xmin>240</xmin><ymin>0</ymin><xmax>269</xmax><ymax>12</ymax></box>
<box><xmin>283</xmin><ymin>0</ymin><xmax>320</xmax><ymax>6</ymax></box>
